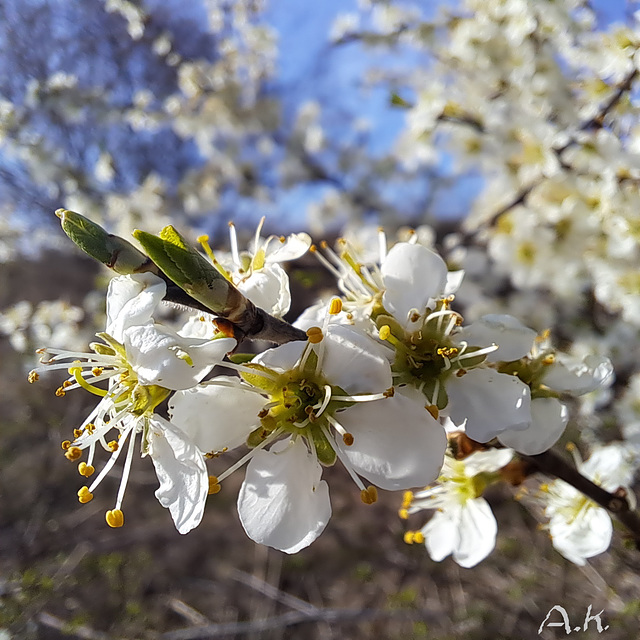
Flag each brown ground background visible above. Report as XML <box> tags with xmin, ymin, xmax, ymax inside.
<box><xmin>1</xmin><ymin>253</ymin><xmax>639</xmax><ymax>640</ymax></box>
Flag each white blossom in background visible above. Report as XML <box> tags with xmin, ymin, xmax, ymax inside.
<box><xmin>402</xmin><ymin>448</ymin><xmax>513</xmax><ymax>568</ymax></box>
<box><xmin>28</xmin><ymin>273</ymin><xmax>236</xmax><ymax>533</ymax></box>
<box><xmin>170</xmin><ymin>313</ymin><xmax>447</xmax><ymax>553</ymax></box>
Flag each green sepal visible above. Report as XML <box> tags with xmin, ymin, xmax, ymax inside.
<box><xmin>131</xmin><ymin>384</ymin><xmax>171</xmax><ymax>416</ymax></box>
<box><xmin>133</xmin><ymin>226</ymin><xmax>234</xmax><ymax>316</ymax></box>
<box><xmin>228</xmin><ymin>353</ymin><xmax>256</xmax><ymax>365</ymax></box>
<box><xmin>56</xmin><ymin>209</ymin><xmax>150</xmax><ymax>274</ymax></box>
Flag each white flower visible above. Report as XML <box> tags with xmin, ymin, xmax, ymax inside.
<box><xmin>403</xmin><ymin>449</ymin><xmax>513</xmax><ymax>568</ymax></box>
<box><xmin>30</xmin><ymin>273</ymin><xmax>235</xmax><ymax>532</ymax></box>
<box><xmin>170</xmin><ymin>319</ymin><xmax>447</xmax><ymax>553</ymax></box>
<box><xmin>541</xmin><ymin>445</ymin><xmax>634</xmax><ymax>565</ymax></box>
<box><xmin>542</xmin><ymin>353</ymin><xmax>614</xmax><ymax>395</ymax></box>
<box><xmin>200</xmin><ymin>217</ymin><xmax>311</xmax><ymax>317</ymax></box>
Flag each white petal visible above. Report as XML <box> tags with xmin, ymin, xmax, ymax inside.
<box><xmin>237</xmin><ymin>263</ymin><xmax>291</xmax><ymax>317</ymax></box>
<box><xmin>125</xmin><ymin>324</ymin><xmax>235</xmax><ymax>390</ymax></box>
<box><xmin>453</xmin><ymin>498</ymin><xmax>497</xmax><ymax>568</ymax></box>
<box><xmin>106</xmin><ymin>273</ymin><xmax>166</xmax><ymax>342</ymax></box>
<box><xmin>446</xmin><ymin>369</ymin><xmax>531</xmax><ymax>442</ymax></box>
<box><xmin>498</xmin><ymin>397</ymin><xmax>568</xmax><ymax>455</ymax></box>
<box><xmin>549</xmin><ymin>505</ymin><xmax>612</xmax><ymax>565</ymax></box>
<box><xmin>319</xmin><ymin>325</ymin><xmax>392</xmax><ymax>394</ymax></box>
<box><xmin>169</xmin><ymin>379</ymin><xmax>266</xmax><ymax>453</ymax></box>
<box><xmin>336</xmin><ymin>393</ymin><xmax>447</xmax><ymax>490</ymax></box>
<box><xmin>148</xmin><ymin>416</ymin><xmax>208</xmax><ymax>534</ymax></box>
<box><xmin>381</xmin><ymin>243</ymin><xmax>448</xmax><ymax>326</ymax></box>
<box><xmin>543</xmin><ymin>354</ymin><xmax>614</xmax><ymax>395</ymax></box>
<box><xmin>423</xmin><ymin>508</ymin><xmax>459</xmax><ymax>561</ymax></box>
<box><xmin>264</xmin><ymin>232</ymin><xmax>311</xmax><ymax>262</ymax></box>
<box><xmin>238</xmin><ymin>439</ymin><xmax>331</xmax><ymax>553</ymax></box>
<box><xmin>462</xmin><ymin>448</ymin><xmax>514</xmax><ymax>475</ymax></box>
<box><xmin>458</xmin><ymin>314</ymin><xmax>537</xmax><ymax>363</ymax></box>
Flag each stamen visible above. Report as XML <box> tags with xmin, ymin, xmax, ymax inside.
<box><xmin>208</xmin><ymin>476</ymin><xmax>221</xmax><ymax>494</ymax></box>
<box><xmin>306</xmin><ymin>326</ymin><xmax>323</xmax><ymax>344</ymax></box>
<box><xmin>28</xmin><ymin>371</ymin><xmax>39</xmax><ymax>383</ymax></box>
<box><xmin>114</xmin><ymin>424</ymin><xmax>138</xmax><ymax>511</ymax></box>
<box><xmin>78</xmin><ymin>462</ymin><xmax>95</xmax><ymax>477</ymax></box>
<box><xmin>320</xmin><ymin>424</ymin><xmax>366</xmax><ymax>491</ymax></box>
<box><xmin>77</xmin><ymin>486</ymin><xmax>94</xmax><ymax>504</ymax></box>
<box><xmin>329</xmin><ymin>298</ymin><xmax>343</xmax><ymax>315</ymax></box>
<box><xmin>377</xmin><ymin>227</ymin><xmax>387</xmax><ymax>262</ymax></box>
<box><xmin>360</xmin><ymin>485</ymin><xmax>378</xmax><ymax>504</ymax></box>
<box><xmin>314</xmin><ymin>385</ymin><xmax>333</xmax><ymax>417</ymax></box>
<box><xmin>105</xmin><ymin>509</ymin><xmax>124</xmax><ymax>528</ymax></box>
<box><xmin>69</xmin><ymin>366</ymin><xmax>108</xmax><ymax>397</ymax></box>
<box><xmin>65</xmin><ymin>447</ymin><xmax>82</xmax><ymax>461</ymax></box>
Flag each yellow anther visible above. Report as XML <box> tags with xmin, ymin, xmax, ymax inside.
<box><xmin>61</xmin><ymin>440</ymin><xmax>71</xmax><ymax>450</ymax></box>
<box><xmin>77</xmin><ymin>486</ymin><xmax>94</xmax><ymax>503</ymax></box>
<box><xmin>197</xmin><ymin>234</ymin><xmax>210</xmax><ymax>243</ymax></box>
<box><xmin>426</xmin><ymin>405</ymin><xmax>439</xmax><ymax>420</ymax></box>
<box><xmin>342</xmin><ymin>433</ymin><xmax>354</xmax><ymax>446</ymax></box>
<box><xmin>379</xmin><ymin>325</ymin><xmax>391</xmax><ymax>341</ymax></box>
<box><xmin>28</xmin><ymin>371</ymin><xmax>39</xmax><ymax>383</ymax></box>
<box><xmin>86</xmin><ymin>423</ymin><xmax>95</xmax><ymax>434</ymax></box>
<box><xmin>403</xmin><ymin>530</ymin><xmax>416</xmax><ymax>545</ymax></box>
<box><xmin>383</xmin><ymin>387</ymin><xmax>395</xmax><ymax>398</ymax></box>
<box><xmin>398</xmin><ymin>508</ymin><xmax>409</xmax><ymax>520</ymax></box>
<box><xmin>320</xmin><ymin>240</ymin><xmax>329</xmax><ymax>249</ymax></box>
<box><xmin>65</xmin><ymin>447</ymin><xmax>82</xmax><ymax>461</ymax></box>
<box><xmin>91</xmin><ymin>367</ymin><xmax>104</xmax><ymax>376</ymax></box>
<box><xmin>543</xmin><ymin>354</ymin><xmax>555</xmax><ymax>365</ymax></box>
<box><xmin>360</xmin><ymin>485</ymin><xmax>378</xmax><ymax>505</ymax></box>
<box><xmin>306</xmin><ymin>326</ymin><xmax>324</xmax><ymax>344</ymax></box>
<box><xmin>55</xmin><ymin>387</ymin><xmax>66</xmax><ymax>397</ymax></box>
<box><xmin>279</xmin><ymin>235</ymin><xmax>286</xmax><ymax>243</ymax></box>
<box><xmin>329</xmin><ymin>298</ymin><xmax>343</xmax><ymax>315</ymax></box>
<box><xmin>565</xmin><ymin>442</ymin><xmax>576</xmax><ymax>452</ymax></box>
<box><xmin>105</xmin><ymin>509</ymin><xmax>124</xmax><ymax>528</ymax></box>
<box><xmin>413</xmin><ymin>531</ymin><xmax>425</xmax><ymax>544</ymax></box>
<box><xmin>309</xmin><ymin>244</ymin><xmax>317</xmax><ymax>253</ymax></box>
<box><xmin>73</xmin><ymin>429</ymin><xmax>83</xmax><ymax>438</ymax></box>
<box><xmin>402</xmin><ymin>490</ymin><xmax>414</xmax><ymax>508</ymax></box>
<box><xmin>78</xmin><ymin>462</ymin><xmax>95</xmax><ymax>477</ymax></box>
<box><xmin>108</xmin><ymin>440</ymin><xmax>119</xmax><ymax>452</ymax></box>
<box><xmin>63</xmin><ymin>380</ymin><xmax>73</xmax><ymax>388</ymax></box>
<box><xmin>208</xmin><ymin>476</ymin><xmax>221</xmax><ymax>495</ymax></box>
<box><xmin>540</xmin><ymin>483</ymin><xmax>550</xmax><ymax>493</ymax></box>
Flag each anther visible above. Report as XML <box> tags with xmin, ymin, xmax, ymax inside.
<box><xmin>398</xmin><ymin>508</ymin><xmax>409</xmax><ymax>520</ymax></box>
<box><xmin>342</xmin><ymin>433</ymin><xmax>354</xmax><ymax>446</ymax></box>
<box><xmin>329</xmin><ymin>298</ymin><xmax>343</xmax><ymax>315</ymax></box>
<box><xmin>426</xmin><ymin>405</ymin><xmax>439</xmax><ymax>420</ymax></box>
<box><xmin>55</xmin><ymin>387</ymin><xmax>66</xmax><ymax>397</ymax></box>
<box><xmin>208</xmin><ymin>476</ymin><xmax>221</xmax><ymax>495</ymax></box>
<box><xmin>402</xmin><ymin>490</ymin><xmax>413</xmax><ymax>508</ymax></box>
<box><xmin>105</xmin><ymin>509</ymin><xmax>124</xmax><ymax>528</ymax></box>
<box><xmin>360</xmin><ymin>485</ymin><xmax>378</xmax><ymax>505</ymax></box>
<box><xmin>413</xmin><ymin>531</ymin><xmax>425</xmax><ymax>544</ymax></box>
<box><xmin>403</xmin><ymin>530</ymin><xmax>416</xmax><ymax>544</ymax></box>
<box><xmin>78</xmin><ymin>462</ymin><xmax>95</xmax><ymax>477</ymax></box>
<box><xmin>73</xmin><ymin>429</ymin><xmax>83</xmax><ymax>438</ymax></box>
<box><xmin>306</xmin><ymin>326</ymin><xmax>324</xmax><ymax>344</ymax></box>
<box><xmin>65</xmin><ymin>446</ymin><xmax>82</xmax><ymax>461</ymax></box>
<box><xmin>108</xmin><ymin>440</ymin><xmax>119</xmax><ymax>452</ymax></box>
<box><xmin>77</xmin><ymin>486</ymin><xmax>94</xmax><ymax>504</ymax></box>
<box><xmin>61</xmin><ymin>440</ymin><xmax>71</xmax><ymax>450</ymax></box>
<box><xmin>28</xmin><ymin>371</ymin><xmax>39</xmax><ymax>383</ymax></box>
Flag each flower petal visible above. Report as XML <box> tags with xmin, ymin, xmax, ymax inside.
<box><xmin>543</xmin><ymin>354</ymin><xmax>613</xmax><ymax>395</ymax></box>
<box><xmin>498</xmin><ymin>397</ymin><xmax>568</xmax><ymax>455</ymax></box>
<box><xmin>238</xmin><ymin>438</ymin><xmax>331</xmax><ymax>553</ymax></box>
<box><xmin>445</xmin><ymin>368</ymin><xmax>531</xmax><ymax>442</ymax></box>
<box><xmin>381</xmin><ymin>243</ymin><xmax>448</xmax><ymax>326</ymax></box>
<box><xmin>169</xmin><ymin>378</ymin><xmax>267</xmax><ymax>453</ymax></box>
<box><xmin>336</xmin><ymin>393</ymin><xmax>447</xmax><ymax>490</ymax></box>
<box><xmin>453</xmin><ymin>498</ymin><xmax>497</xmax><ymax>568</ymax></box>
<box><xmin>237</xmin><ymin>263</ymin><xmax>291</xmax><ymax>318</ymax></box>
<box><xmin>125</xmin><ymin>324</ymin><xmax>235</xmax><ymax>390</ymax></box>
<box><xmin>422</xmin><ymin>508</ymin><xmax>459</xmax><ymax>562</ymax></box>
<box><xmin>148</xmin><ymin>416</ymin><xmax>208</xmax><ymax>534</ymax></box>
<box><xmin>106</xmin><ymin>273</ymin><xmax>166</xmax><ymax>342</ymax></box>
<box><xmin>458</xmin><ymin>314</ymin><xmax>537</xmax><ymax>363</ymax></box>
<box><xmin>263</xmin><ymin>232</ymin><xmax>311</xmax><ymax>262</ymax></box>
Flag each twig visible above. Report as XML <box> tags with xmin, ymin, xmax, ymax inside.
<box><xmin>38</xmin><ymin>612</ymin><xmax>113</xmax><ymax>640</ymax></box>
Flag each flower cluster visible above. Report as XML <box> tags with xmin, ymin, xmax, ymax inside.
<box><xmin>29</xmin><ymin>214</ymin><xmax>621</xmax><ymax>564</ymax></box>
